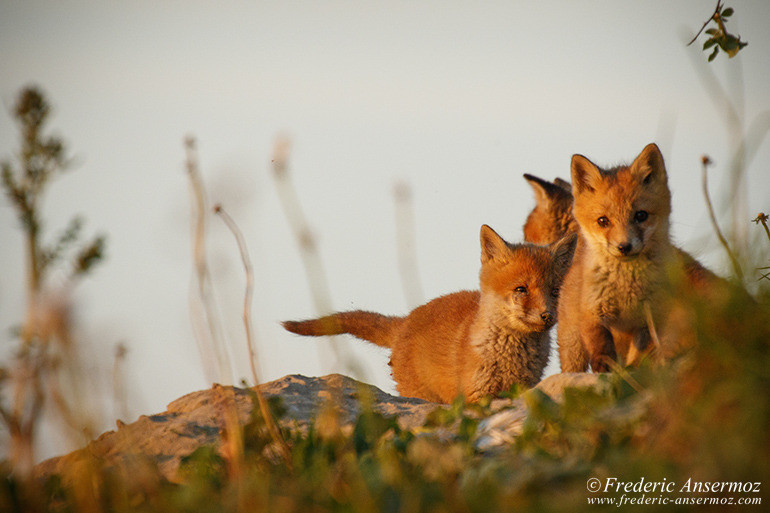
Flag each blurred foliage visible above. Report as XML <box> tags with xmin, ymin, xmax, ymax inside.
<box><xmin>688</xmin><ymin>0</ymin><xmax>747</xmax><ymax>61</ymax></box>
<box><xmin>1</xmin><ymin>86</ymin><xmax>105</xmax><ymax>287</ymax></box>
<box><xmin>0</xmin><ymin>86</ymin><xmax>107</xmax><ymax>476</ymax></box>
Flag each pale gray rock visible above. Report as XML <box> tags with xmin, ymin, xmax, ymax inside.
<box><xmin>33</xmin><ymin>374</ymin><xmax>440</xmax><ymax>482</ymax></box>
<box><xmin>475</xmin><ymin>372</ymin><xmax>608</xmax><ymax>451</ymax></box>
<box><xmin>33</xmin><ymin>372</ymin><xmax>612</xmax><ymax>483</ymax></box>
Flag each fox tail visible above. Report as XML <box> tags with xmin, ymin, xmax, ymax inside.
<box><xmin>282</xmin><ymin>311</ymin><xmax>402</xmax><ymax>348</ymax></box>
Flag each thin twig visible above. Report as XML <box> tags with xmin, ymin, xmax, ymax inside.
<box><xmin>701</xmin><ymin>156</ymin><xmax>744</xmax><ymax>281</ymax></box>
<box><xmin>214</xmin><ymin>204</ymin><xmax>293</xmax><ymax>468</ymax></box>
<box><xmin>687</xmin><ymin>0</ymin><xmax>723</xmax><ymax>46</ymax></box>
<box><xmin>213</xmin><ymin>206</ymin><xmax>260</xmax><ymax>386</ymax></box>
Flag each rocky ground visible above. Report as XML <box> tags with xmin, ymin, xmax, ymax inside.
<box><xmin>33</xmin><ymin>372</ymin><xmax>606</xmax><ymax>483</ymax></box>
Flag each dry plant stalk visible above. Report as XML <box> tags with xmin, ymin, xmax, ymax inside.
<box><xmin>112</xmin><ymin>343</ymin><xmax>129</xmax><ymax>423</ymax></box>
<box><xmin>700</xmin><ymin>155</ymin><xmax>744</xmax><ymax>281</ymax></box>
<box><xmin>184</xmin><ymin>136</ymin><xmax>253</xmax><ymax>479</ymax></box>
<box><xmin>393</xmin><ymin>181</ymin><xmax>423</xmax><ymax>309</ymax></box>
<box><xmin>270</xmin><ymin>136</ymin><xmax>367</xmax><ymax>381</ymax></box>
<box><xmin>214</xmin><ymin>205</ymin><xmax>293</xmax><ymax>467</ymax></box>
<box><xmin>184</xmin><ymin>136</ymin><xmax>233</xmax><ymax>384</ymax></box>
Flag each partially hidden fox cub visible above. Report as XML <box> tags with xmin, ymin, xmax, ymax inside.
<box><xmin>522</xmin><ymin>174</ymin><xmax>577</xmax><ymax>245</ymax></box>
<box><xmin>546</xmin><ymin>143</ymin><xmax>723</xmax><ymax>372</ymax></box>
<box><xmin>283</xmin><ymin>225</ymin><xmax>576</xmax><ymax>403</ymax></box>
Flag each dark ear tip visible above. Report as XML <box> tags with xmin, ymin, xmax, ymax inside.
<box><xmin>641</xmin><ymin>142</ymin><xmax>664</xmax><ymax>162</ymax></box>
<box><xmin>523</xmin><ymin>173</ymin><xmax>547</xmax><ymax>188</ymax></box>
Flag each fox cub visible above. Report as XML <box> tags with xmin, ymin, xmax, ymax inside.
<box><xmin>283</xmin><ymin>225</ymin><xmax>576</xmax><ymax>403</ymax></box>
<box><xmin>522</xmin><ymin>174</ymin><xmax>577</xmax><ymax>245</ymax></box>
<box><xmin>552</xmin><ymin>143</ymin><xmax>722</xmax><ymax>372</ymax></box>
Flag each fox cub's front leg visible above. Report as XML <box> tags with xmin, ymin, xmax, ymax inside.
<box><xmin>580</xmin><ymin>318</ymin><xmax>616</xmax><ymax>373</ymax></box>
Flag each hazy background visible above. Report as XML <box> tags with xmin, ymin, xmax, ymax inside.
<box><xmin>1</xmin><ymin>1</ymin><xmax>769</xmax><ymax>461</ymax></box>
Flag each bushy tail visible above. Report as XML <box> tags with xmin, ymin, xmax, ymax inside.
<box><xmin>282</xmin><ymin>310</ymin><xmax>402</xmax><ymax>348</ymax></box>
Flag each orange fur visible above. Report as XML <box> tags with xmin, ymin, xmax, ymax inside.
<box><xmin>551</xmin><ymin>143</ymin><xmax>727</xmax><ymax>372</ymax></box>
<box><xmin>522</xmin><ymin>171</ymin><xmax>720</xmax><ymax>304</ymax></box>
<box><xmin>523</xmin><ymin>174</ymin><xmax>576</xmax><ymax>245</ymax></box>
<box><xmin>284</xmin><ymin>225</ymin><xmax>576</xmax><ymax>403</ymax></box>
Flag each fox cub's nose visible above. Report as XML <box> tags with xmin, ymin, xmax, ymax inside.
<box><xmin>540</xmin><ymin>311</ymin><xmax>554</xmax><ymax>325</ymax></box>
<box><xmin>617</xmin><ymin>242</ymin><xmax>633</xmax><ymax>255</ymax></box>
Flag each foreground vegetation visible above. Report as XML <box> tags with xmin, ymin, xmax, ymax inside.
<box><xmin>1</xmin><ymin>275</ymin><xmax>769</xmax><ymax>512</ymax></box>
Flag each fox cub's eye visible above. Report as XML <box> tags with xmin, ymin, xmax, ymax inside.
<box><xmin>634</xmin><ymin>210</ymin><xmax>649</xmax><ymax>222</ymax></box>
<box><xmin>597</xmin><ymin>216</ymin><xmax>610</xmax><ymax>228</ymax></box>
<box><xmin>514</xmin><ymin>286</ymin><xmax>528</xmax><ymax>295</ymax></box>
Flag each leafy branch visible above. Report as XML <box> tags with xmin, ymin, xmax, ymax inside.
<box><xmin>1</xmin><ymin>87</ymin><xmax>105</xmax><ymax>293</ymax></box>
<box><xmin>687</xmin><ymin>0</ymin><xmax>747</xmax><ymax>61</ymax></box>
<box><xmin>0</xmin><ymin>86</ymin><xmax>106</xmax><ymax>474</ymax></box>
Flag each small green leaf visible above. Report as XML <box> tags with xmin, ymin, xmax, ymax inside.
<box><xmin>74</xmin><ymin>235</ymin><xmax>106</xmax><ymax>275</ymax></box>
<box><xmin>708</xmin><ymin>46</ymin><xmax>719</xmax><ymax>62</ymax></box>
<box><xmin>703</xmin><ymin>38</ymin><xmax>717</xmax><ymax>50</ymax></box>
<box><xmin>705</xmin><ymin>28</ymin><xmax>719</xmax><ymax>36</ymax></box>
<box><xmin>721</xmin><ymin>7</ymin><xmax>734</xmax><ymax>17</ymax></box>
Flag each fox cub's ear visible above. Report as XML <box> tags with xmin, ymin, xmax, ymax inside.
<box><xmin>553</xmin><ymin>177</ymin><xmax>572</xmax><ymax>191</ymax></box>
<box><xmin>480</xmin><ymin>224</ymin><xmax>511</xmax><ymax>264</ymax></box>
<box><xmin>523</xmin><ymin>173</ymin><xmax>571</xmax><ymax>208</ymax></box>
<box><xmin>550</xmin><ymin>233</ymin><xmax>577</xmax><ymax>272</ymax></box>
<box><xmin>571</xmin><ymin>154</ymin><xmax>603</xmax><ymax>194</ymax></box>
<box><xmin>631</xmin><ymin>143</ymin><xmax>667</xmax><ymax>185</ymax></box>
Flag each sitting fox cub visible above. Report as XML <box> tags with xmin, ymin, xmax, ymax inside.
<box><xmin>283</xmin><ymin>225</ymin><xmax>576</xmax><ymax>403</ymax></box>
<box><xmin>547</xmin><ymin>143</ymin><xmax>723</xmax><ymax>372</ymax></box>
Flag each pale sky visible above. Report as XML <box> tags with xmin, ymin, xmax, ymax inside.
<box><xmin>1</xmin><ymin>1</ymin><xmax>769</xmax><ymax>461</ymax></box>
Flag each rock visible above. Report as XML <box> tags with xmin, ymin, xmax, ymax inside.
<box><xmin>33</xmin><ymin>372</ymin><xmax>610</xmax><ymax>483</ymax></box>
<box><xmin>33</xmin><ymin>374</ymin><xmax>440</xmax><ymax>482</ymax></box>
<box><xmin>475</xmin><ymin>372</ymin><xmax>608</xmax><ymax>451</ymax></box>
